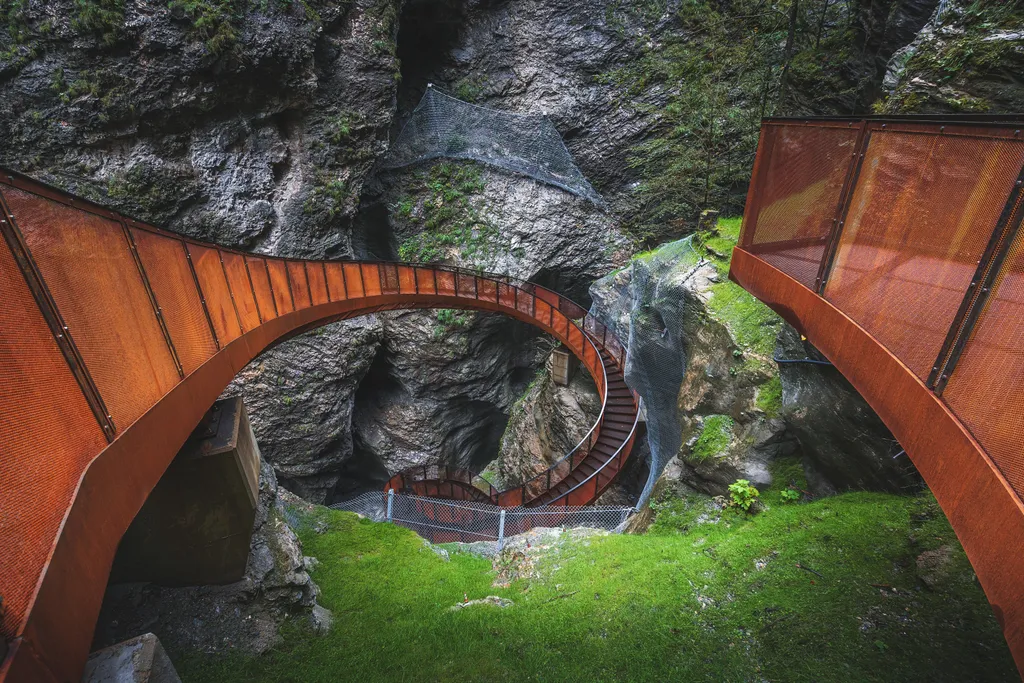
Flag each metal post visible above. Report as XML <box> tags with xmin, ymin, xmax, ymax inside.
<box><xmin>497</xmin><ymin>509</ymin><xmax>506</xmax><ymax>551</ymax></box>
<box><xmin>387</xmin><ymin>489</ymin><xmax>394</xmax><ymax>523</ymax></box>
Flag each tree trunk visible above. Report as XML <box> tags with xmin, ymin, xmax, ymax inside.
<box><xmin>778</xmin><ymin>0</ymin><xmax>800</xmax><ymax>109</ymax></box>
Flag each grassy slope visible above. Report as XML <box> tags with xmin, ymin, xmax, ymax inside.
<box><xmin>176</xmin><ymin>468</ymin><xmax>1015</xmax><ymax>682</ymax></box>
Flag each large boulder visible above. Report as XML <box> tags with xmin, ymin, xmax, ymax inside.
<box><xmin>589</xmin><ymin>235</ymin><xmax>792</xmax><ymax>500</ymax></box>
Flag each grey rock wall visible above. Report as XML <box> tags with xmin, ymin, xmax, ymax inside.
<box><xmin>775</xmin><ymin>326</ymin><xmax>921</xmax><ymax>495</ymax></box>
<box><xmin>227</xmin><ymin>317</ymin><xmax>383</xmax><ymax>503</ymax></box>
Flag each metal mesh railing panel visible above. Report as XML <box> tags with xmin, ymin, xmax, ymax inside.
<box><xmin>0</xmin><ymin>233</ymin><xmax>109</xmax><ymax>640</ymax></box>
<box><xmin>188</xmin><ymin>245</ymin><xmax>242</xmax><ymax>345</ymax></box>
<box><xmin>361</xmin><ymin>263</ymin><xmax>382</xmax><ymax>297</ymax></box>
<box><xmin>9</xmin><ymin>187</ymin><xmax>179</xmax><ymax>429</ymax></box>
<box><xmin>247</xmin><ymin>257</ymin><xmax>278</xmax><ymax>320</ymax></box>
<box><xmin>266</xmin><ymin>259</ymin><xmax>294</xmax><ymax>314</ymax></box>
<box><xmin>325</xmin><ymin>262</ymin><xmax>347</xmax><ymax>300</ymax></box>
<box><xmin>307</xmin><ymin>262</ymin><xmax>330</xmax><ymax>306</ymax></box>
<box><xmin>331</xmin><ymin>492</ymin><xmax>631</xmax><ymax>549</ymax></box>
<box><xmin>287</xmin><ymin>261</ymin><xmax>311</xmax><ymax>309</ymax></box>
<box><xmin>384</xmin><ymin>87</ymin><xmax>604</xmax><ymax>205</ymax></box>
<box><xmin>343</xmin><ymin>263</ymin><xmax>365</xmax><ymax>298</ymax></box>
<box><xmin>824</xmin><ymin>129</ymin><xmax>1024</xmax><ymax>381</ymax></box>
<box><xmin>381</xmin><ymin>263</ymin><xmax>400</xmax><ymax>294</ymax></box>
<box><xmin>944</xmin><ymin>226</ymin><xmax>1024</xmax><ymax>499</ymax></box>
<box><xmin>131</xmin><ymin>229</ymin><xmax>217</xmax><ymax>376</ymax></box>
<box><xmin>398</xmin><ymin>265</ymin><xmax>417</xmax><ymax>294</ymax></box>
<box><xmin>745</xmin><ymin>123</ymin><xmax>860</xmax><ymax>288</ymax></box>
<box><xmin>222</xmin><ymin>252</ymin><xmax>260</xmax><ymax>331</ymax></box>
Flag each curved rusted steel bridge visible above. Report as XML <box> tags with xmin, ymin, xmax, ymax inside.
<box><xmin>731</xmin><ymin>115</ymin><xmax>1024</xmax><ymax>675</ymax></box>
<box><xmin>0</xmin><ymin>170</ymin><xmax>639</xmax><ymax>682</ymax></box>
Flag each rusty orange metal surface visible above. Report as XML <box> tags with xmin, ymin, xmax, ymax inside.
<box><xmin>0</xmin><ymin>169</ymin><xmax>638</xmax><ymax>683</ymax></box>
<box><xmin>731</xmin><ymin>116</ymin><xmax>1024</xmax><ymax>677</ymax></box>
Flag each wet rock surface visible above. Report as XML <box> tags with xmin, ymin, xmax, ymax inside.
<box><xmin>489</xmin><ymin>356</ymin><xmax>601</xmax><ymax>489</ymax></box>
<box><xmin>775</xmin><ymin>326</ymin><xmax>922</xmax><ymax>496</ymax></box>
<box><xmin>226</xmin><ymin>317</ymin><xmax>384</xmax><ymax>504</ymax></box>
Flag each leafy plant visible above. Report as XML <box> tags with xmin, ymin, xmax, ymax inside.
<box><xmin>727</xmin><ymin>478</ymin><xmax>760</xmax><ymax>513</ymax></box>
<box><xmin>780</xmin><ymin>488</ymin><xmax>801</xmax><ymax>503</ymax></box>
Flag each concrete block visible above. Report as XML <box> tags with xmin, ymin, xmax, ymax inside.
<box><xmin>110</xmin><ymin>396</ymin><xmax>260</xmax><ymax>585</ymax></box>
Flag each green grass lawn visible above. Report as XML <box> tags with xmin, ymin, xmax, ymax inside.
<box><xmin>174</xmin><ymin>464</ymin><xmax>1015</xmax><ymax>683</ymax></box>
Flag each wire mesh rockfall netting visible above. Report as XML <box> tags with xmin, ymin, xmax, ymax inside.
<box><xmin>330</xmin><ymin>491</ymin><xmax>632</xmax><ymax>551</ymax></box>
<box><xmin>591</xmin><ymin>236</ymin><xmax>706</xmax><ymax>508</ymax></box>
<box><xmin>383</xmin><ymin>87</ymin><xmax>605</xmax><ymax>206</ymax></box>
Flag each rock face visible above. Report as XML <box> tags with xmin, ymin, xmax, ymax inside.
<box><xmin>785</xmin><ymin>0</ymin><xmax>941</xmax><ymax>115</ymax></box>
<box><xmin>489</xmin><ymin>357</ymin><xmax>601</xmax><ymax>489</ymax></box>
<box><xmin>226</xmin><ymin>317</ymin><xmax>383</xmax><ymax>503</ymax></box>
<box><xmin>775</xmin><ymin>326</ymin><xmax>922</xmax><ymax>496</ymax></box>
<box><xmin>589</xmin><ymin>236</ymin><xmax>793</xmax><ymax>500</ymax></box>
<box><xmin>352</xmin><ymin>309</ymin><xmax>550</xmax><ymax>477</ymax></box>
<box><xmin>878</xmin><ymin>1</ymin><xmax>1024</xmax><ymax>114</ymax></box>
<box><xmin>391</xmin><ymin>0</ymin><xmax>661</xmax><ymax>206</ymax></box>
<box><xmin>1</xmin><ymin>0</ymin><xmax>401</xmax><ymax>256</ymax></box>
<box><xmin>94</xmin><ymin>460</ymin><xmax>328</xmax><ymax>657</ymax></box>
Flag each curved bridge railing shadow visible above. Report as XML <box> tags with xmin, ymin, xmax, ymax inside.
<box><xmin>0</xmin><ymin>170</ymin><xmax>638</xmax><ymax>682</ymax></box>
<box><xmin>730</xmin><ymin>115</ymin><xmax>1024</xmax><ymax>676</ymax></box>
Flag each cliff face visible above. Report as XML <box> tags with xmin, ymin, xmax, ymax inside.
<box><xmin>877</xmin><ymin>0</ymin><xmax>1024</xmax><ymax>114</ymax></box>
<box><xmin>1</xmin><ymin>0</ymin><xmax>401</xmax><ymax>254</ymax></box>
<box><xmin>589</xmin><ymin>224</ymin><xmax>921</xmax><ymax>503</ymax></box>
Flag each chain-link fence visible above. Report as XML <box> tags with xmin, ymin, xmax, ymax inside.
<box><xmin>331</xmin><ymin>491</ymin><xmax>633</xmax><ymax>551</ymax></box>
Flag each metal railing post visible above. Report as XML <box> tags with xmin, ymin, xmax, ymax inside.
<box><xmin>497</xmin><ymin>509</ymin><xmax>506</xmax><ymax>551</ymax></box>
<box><xmin>387</xmin><ymin>489</ymin><xmax>394</xmax><ymax>523</ymax></box>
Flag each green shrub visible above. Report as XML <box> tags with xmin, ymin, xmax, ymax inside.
<box><xmin>780</xmin><ymin>488</ymin><xmax>801</xmax><ymax>503</ymax></box>
<box><xmin>727</xmin><ymin>478</ymin><xmax>760</xmax><ymax>513</ymax></box>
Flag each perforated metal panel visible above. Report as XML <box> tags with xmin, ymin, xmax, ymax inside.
<box><xmin>746</xmin><ymin>123</ymin><xmax>861</xmax><ymax>288</ymax></box>
<box><xmin>188</xmin><ymin>245</ymin><xmax>242</xmax><ymax>345</ymax></box>
<box><xmin>945</xmin><ymin>225</ymin><xmax>1024</xmax><ymax>499</ymax></box>
<box><xmin>398</xmin><ymin>265</ymin><xmax>417</xmax><ymax>294</ymax></box>
<box><xmin>307</xmin><ymin>262</ymin><xmax>329</xmax><ymax>305</ymax></box>
<box><xmin>437</xmin><ymin>270</ymin><xmax>456</xmax><ymax>297</ymax></box>
<box><xmin>381</xmin><ymin>263</ymin><xmax>400</xmax><ymax>294</ymax></box>
<box><xmin>222</xmin><ymin>252</ymin><xmax>260</xmax><ymax>330</ymax></box>
<box><xmin>343</xmin><ymin>263</ymin><xmax>364</xmax><ymax>298</ymax></box>
<box><xmin>824</xmin><ymin>129</ymin><xmax>1024</xmax><ymax>381</ymax></box>
<box><xmin>8</xmin><ymin>187</ymin><xmax>179</xmax><ymax>429</ymax></box>
<box><xmin>415</xmin><ymin>267</ymin><xmax>436</xmax><ymax>295</ymax></box>
<box><xmin>288</xmin><ymin>261</ymin><xmax>311</xmax><ymax>309</ymax></box>
<box><xmin>247</xmin><ymin>256</ymin><xmax>277</xmax><ymax>320</ymax></box>
<box><xmin>131</xmin><ymin>229</ymin><xmax>217</xmax><ymax>376</ymax></box>
<box><xmin>266</xmin><ymin>259</ymin><xmax>294</xmax><ymax>314</ymax></box>
<box><xmin>361</xmin><ymin>263</ymin><xmax>381</xmax><ymax>296</ymax></box>
<box><xmin>0</xmin><ymin>231</ymin><xmax>109</xmax><ymax>640</ymax></box>
<box><xmin>325</xmin><ymin>262</ymin><xmax>347</xmax><ymax>300</ymax></box>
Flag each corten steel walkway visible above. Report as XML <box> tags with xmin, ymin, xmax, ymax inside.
<box><xmin>0</xmin><ymin>170</ymin><xmax>639</xmax><ymax>683</ymax></box>
<box><xmin>730</xmin><ymin>115</ymin><xmax>1024</xmax><ymax>675</ymax></box>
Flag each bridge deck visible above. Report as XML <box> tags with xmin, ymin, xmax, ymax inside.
<box><xmin>731</xmin><ymin>116</ymin><xmax>1024</xmax><ymax>676</ymax></box>
<box><xmin>0</xmin><ymin>170</ymin><xmax>637</xmax><ymax>682</ymax></box>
